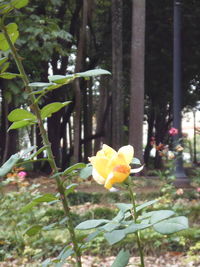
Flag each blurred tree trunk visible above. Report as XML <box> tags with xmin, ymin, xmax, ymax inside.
<box><xmin>73</xmin><ymin>0</ymin><xmax>88</xmax><ymax>162</ymax></box>
<box><xmin>111</xmin><ymin>0</ymin><xmax>123</xmax><ymax>149</ymax></box>
<box><xmin>129</xmin><ymin>0</ymin><xmax>146</xmax><ymax>161</ymax></box>
<box><xmin>1</xmin><ymin>97</ymin><xmax>18</xmax><ymax>163</ymax></box>
<box><xmin>94</xmin><ymin>76</ymin><xmax>110</xmax><ymax>153</ymax></box>
<box><xmin>83</xmin><ymin>80</ymin><xmax>93</xmax><ymax>161</ymax></box>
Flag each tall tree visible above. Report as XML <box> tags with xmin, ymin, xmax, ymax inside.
<box><xmin>111</xmin><ymin>0</ymin><xmax>124</xmax><ymax>149</ymax></box>
<box><xmin>73</xmin><ymin>0</ymin><xmax>88</xmax><ymax>162</ymax></box>
<box><xmin>129</xmin><ymin>0</ymin><xmax>146</xmax><ymax>161</ymax></box>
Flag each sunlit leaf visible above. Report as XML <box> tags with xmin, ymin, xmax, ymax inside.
<box><xmin>29</xmin><ymin>82</ymin><xmax>52</xmax><ymax>87</ymax></box>
<box><xmin>48</xmin><ymin>74</ymin><xmax>76</xmax><ymax>84</ymax></box>
<box><xmin>11</xmin><ymin>0</ymin><xmax>29</xmax><ymax>9</ymax></box>
<box><xmin>41</xmin><ymin>101</ymin><xmax>71</xmax><ymax>119</ymax></box>
<box><xmin>8</xmin><ymin>109</ymin><xmax>36</xmax><ymax>122</ymax></box>
<box><xmin>0</xmin><ymin>23</ymin><xmax>19</xmax><ymax>51</ymax></box>
<box><xmin>8</xmin><ymin>120</ymin><xmax>34</xmax><ymax>130</ymax></box>
<box><xmin>0</xmin><ymin>72</ymin><xmax>21</xmax><ymax>79</ymax></box>
<box><xmin>77</xmin><ymin>69</ymin><xmax>111</xmax><ymax>78</ymax></box>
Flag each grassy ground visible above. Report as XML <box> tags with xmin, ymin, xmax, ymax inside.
<box><xmin>0</xmin><ymin>173</ymin><xmax>200</xmax><ymax>266</ymax></box>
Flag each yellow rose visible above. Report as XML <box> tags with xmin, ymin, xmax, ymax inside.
<box><xmin>89</xmin><ymin>144</ymin><xmax>134</xmax><ymax>189</ymax></box>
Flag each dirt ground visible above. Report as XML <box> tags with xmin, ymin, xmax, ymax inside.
<box><xmin>0</xmin><ymin>254</ymin><xmax>198</xmax><ymax>267</ymax></box>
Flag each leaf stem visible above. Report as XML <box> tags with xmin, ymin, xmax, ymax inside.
<box><xmin>128</xmin><ymin>184</ymin><xmax>145</xmax><ymax>267</ymax></box>
<box><xmin>2</xmin><ymin>25</ymin><xmax>82</xmax><ymax>267</ymax></box>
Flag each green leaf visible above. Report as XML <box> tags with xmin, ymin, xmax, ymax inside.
<box><xmin>79</xmin><ymin>165</ymin><xmax>93</xmax><ymax>179</ymax></box>
<box><xmin>33</xmin><ymin>193</ymin><xmax>58</xmax><ymax>203</ymax></box>
<box><xmin>1</xmin><ymin>62</ymin><xmax>10</xmax><ymax>73</ymax></box>
<box><xmin>20</xmin><ymin>193</ymin><xmax>58</xmax><ymax>213</ymax></box>
<box><xmin>0</xmin><ymin>23</ymin><xmax>19</xmax><ymax>51</ymax></box>
<box><xmin>0</xmin><ymin>72</ymin><xmax>20</xmax><ymax>79</ymax></box>
<box><xmin>41</xmin><ymin>258</ymin><xmax>52</xmax><ymax>267</ymax></box>
<box><xmin>150</xmin><ymin>210</ymin><xmax>175</xmax><ymax>224</ymax></box>
<box><xmin>136</xmin><ymin>199</ymin><xmax>158</xmax><ymax>212</ymax></box>
<box><xmin>77</xmin><ymin>69</ymin><xmax>111</xmax><ymax>78</ymax></box>
<box><xmin>116</xmin><ymin>203</ymin><xmax>132</xmax><ymax>213</ymax></box>
<box><xmin>111</xmin><ymin>249</ymin><xmax>130</xmax><ymax>267</ymax></box>
<box><xmin>0</xmin><ymin>3</ymin><xmax>13</xmax><ymax>14</ymax></box>
<box><xmin>125</xmin><ymin>222</ymin><xmax>152</xmax><ymax>234</ymax></box>
<box><xmin>62</xmin><ymin>163</ymin><xmax>86</xmax><ymax>176</ymax></box>
<box><xmin>41</xmin><ymin>102</ymin><xmax>71</xmax><ymax>119</ymax></box>
<box><xmin>0</xmin><ymin>57</ymin><xmax>8</xmax><ymax>67</ymax></box>
<box><xmin>131</xmin><ymin>157</ymin><xmax>141</xmax><ymax>165</ymax></box>
<box><xmin>76</xmin><ymin>219</ymin><xmax>109</xmax><ymax>230</ymax></box>
<box><xmin>153</xmin><ymin>216</ymin><xmax>189</xmax><ymax>234</ymax></box>
<box><xmin>11</xmin><ymin>0</ymin><xmax>29</xmax><ymax>9</ymax></box>
<box><xmin>105</xmin><ymin>229</ymin><xmax>125</xmax><ymax>245</ymax></box>
<box><xmin>8</xmin><ymin>120</ymin><xmax>33</xmax><ymax>130</ymax></box>
<box><xmin>139</xmin><ymin>211</ymin><xmax>156</xmax><ymax>220</ymax></box>
<box><xmin>64</xmin><ymin>183</ymin><xmax>78</xmax><ymax>196</ymax></box>
<box><xmin>84</xmin><ymin>230</ymin><xmax>102</xmax><ymax>242</ymax></box>
<box><xmin>57</xmin><ymin>246</ymin><xmax>74</xmax><ymax>261</ymax></box>
<box><xmin>0</xmin><ymin>153</ymin><xmax>19</xmax><ymax>177</ymax></box>
<box><xmin>48</xmin><ymin>74</ymin><xmax>76</xmax><ymax>84</ymax></box>
<box><xmin>102</xmin><ymin>221</ymin><xmax>121</xmax><ymax>232</ymax></box>
<box><xmin>29</xmin><ymin>82</ymin><xmax>52</xmax><ymax>87</ymax></box>
<box><xmin>24</xmin><ymin>225</ymin><xmax>42</xmax><ymax>236</ymax></box>
<box><xmin>8</xmin><ymin>109</ymin><xmax>36</xmax><ymax>122</ymax></box>
<box><xmin>42</xmin><ymin>223</ymin><xmax>57</xmax><ymax>231</ymax></box>
<box><xmin>20</xmin><ymin>146</ymin><xmax>36</xmax><ymax>157</ymax></box>
<box><xmin>26</xmin><ymin>146</ymin><xmax>47</xmax><ymax>160</ymax></box>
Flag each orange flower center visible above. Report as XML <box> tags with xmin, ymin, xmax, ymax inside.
<box><xmin>113</xmin><ymin>165</ymin><xmax>130</xmax><ymax>174</ymax></box>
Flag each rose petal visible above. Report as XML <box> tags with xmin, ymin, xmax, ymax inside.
<box><xmin>92</xmin><ymin>168</ymin><xmax>105</xmax><ymax>185</ymax></box>
<box><xmin>118</xmin><ymin>145</ymin><xmax>134</xmax><ymax>164</ymax></box>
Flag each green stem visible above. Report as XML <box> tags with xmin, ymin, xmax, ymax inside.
<box><xmin>128</xmin><ymin>184</ymin><xmax>145</xmax><ymax>267</ymax></box>
<box><xmin>2</xmin><ymin>25</ymin><xmax>82</xmax><ymax>267</ymax></box>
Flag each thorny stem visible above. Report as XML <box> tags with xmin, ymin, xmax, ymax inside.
<box><xmin>2</xmin><ymin>25</ymin><xmax>82</xmax><ymax>267</ymax></box>
<box><xmin>128</xmin><ymin>184</ymin><xmax>145</xmax><ymax>267</ymax></box>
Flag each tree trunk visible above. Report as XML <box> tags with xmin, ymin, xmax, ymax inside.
<box><xmin>83</xmin><ymin>80</ymin><xmax>93</xmax><ymax>161</ymax></box>
<box><xmin>1</xmin><ymin>99</ymin><xmax>18</xmax><ymax>163</ymax></box>
<box><xmin>111</xmin><ymin>0</ymin><xmax>123</xmax><ymax>149</ymax></box>
<box><xmin>94</xmin><ymin>76</ymin><xmax>110</xmax><ymax>153</ymax></box>
<box><xmin>73</xmin><ymin>0</ymin><xmax>88</xmax><ymax>162</ymax></box>
<box><xmin>129</xmin><ymin>0</ymin><xmax>146</xmax><ymax>162</ymax></box>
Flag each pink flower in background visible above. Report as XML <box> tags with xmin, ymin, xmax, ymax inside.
<box><xmin>169</xmin><ymin>127</ymin><xmax>178</xmax><ymax>136</ymax></box>
<box><xmin>197</xmin><ymin>187</ymin><xmax>200</xmax><ymax>193</ymax></box>
<box><xmin>18</xmin><ymin>171</ymin><xmax>27</xmax><ymax>181</ymax></box>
